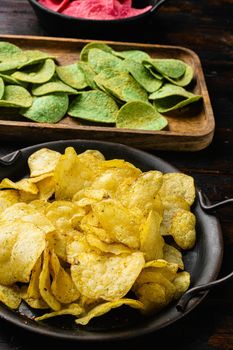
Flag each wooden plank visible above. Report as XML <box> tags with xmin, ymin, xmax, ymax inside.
<box><xmin>0</xmin><ymin>34</ymin><xmax>215</xmax><ymax>151</ymax></box>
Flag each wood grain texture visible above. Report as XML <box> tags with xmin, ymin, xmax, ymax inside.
<box><xmin>0</xmin><ymin>35</ymin><xmax>215</xmax><ymax>151</ymax></box>
<box><xmin>0</xmin><ymin>1</ymin><xmax>232</xmax><ymax>350</ymax></box>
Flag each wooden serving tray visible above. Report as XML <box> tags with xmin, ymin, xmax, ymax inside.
<box><xmin>0</xmin><ymin>34</ymin><xmax>215</xmax><ymax>151</ymax></box>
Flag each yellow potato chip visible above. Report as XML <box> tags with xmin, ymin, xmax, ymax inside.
<box><xmin>160</xmin><ymin>208</ymin><xmax>175</xmax><ymax>236</ymax></box>
<box><xmin>120</xmin><ymin>171</ymin><xmax>163</xmax><ymax>215</ymax></box>
<box><xmin>163</xmin><ymin>243</ymin><xmax>184</xmax><ymax>270</ymax></box>
<box><xmin>0</xmin><ymin>283</ymin><xmax>21</xmax><ymax>309</ymax></box>
<box><xmin>54</xmin><ymin>147</ymin><xmax>96</xmax><ymax>200</ymax></box>
<box><xmin>98</xmin><ymin>159</ymin><xmax>141</xmax><ymax>192</ymax></box>
<box><xmin>79</xmin><ymin>295</ymin><xmax>101</xmax><ymax>309</ymax></box>
<box><xmin>74</xmin><ymin>188</ymin><xmax>109</xmax><ymax>201</ymax></box>
<box><xmin>139</xmin><ymin>210</ymin><xmax>164</xmax><ymax>261</ymax></box>
<box><xmin>162</xmin><ymin>195</ymin><xmax>190</xmax><ymax>211</ymax></box>
<box><xmin>20</xmin><ymin>291</ymin><xmax>47</xmax><ymax>309</ymax></box>
<box><xmin>19</xmin><ymin>191</ymin><xmax>38</xmax><ymax>203</ymax></box>
<box><xmin>74</xmin><ymin>197</ymin><xmax>100</xmax><ymax>208</ymax></box>
<box><xmin>91</xmin><ymin>167</ymin><xmax>139</xmax><ymax>199</ymax></box>
<box><xmin>159</xmin><ymin>173</ymin><xmax>195</xmax><ymax>206</ymax></box>
<box><xmin>160</xmin><ymin>194</ymin><xmax>192</xmax><ymax>237</ymax></box>
<box><xmin>134</xmin><ymin>267</ymin><xmax>176</xmax><ymax>303</ymax></box>
<box><xmin>80</xmin><ymin>209</ymin><xmax>112</xmax><ymax>238</ymax></box>
<box><xmin>33</xmin><ymin>175</ymin><xmax>55</xmax><ymax>200</ymax></box>
<box><xmin>170</xmin><ymin>209</ymin><xmax>196</xmax><ymax>249</ymax></box>
<box><xmin>0</xmin><ymin>178</ymin><xmax>38</xmax><ymax>194</ymax></box>
<box><xmin>92</xmin><ymin>199</ymin><xmax>141</xmax><ymax>249</ymax></box>
<box><xmin>70</xmin><ymin>212</ymin><xmax>87</xmax><ymax>230</ymax></box>
<box><xmin>0</xmin><ymin>190</ymin><xmax>19</xmax><ymax>212</ymax></box>
<box><xmin>86</xmin><ymin>233</ymin><xmax>132</xmax><ymax>255</ymax></box>
<box><xmin>144</xmin><ymin>259</ymin><xmax>168</xmax><ymax>268</ymax></box>
<box><xmin>46</xmin><ymin>230</ymin><xmax>73</xmax><ymax>262</ymax></box>
<box><xmin>28</xmin><ymin>172</ymin><xmax>54</xmax><ymax>183</ymax></box>
<box><xmin>152</xmin><ymin>194</ymin><xmax>164</xmax><ymax>217</ymax></box>
<box><xmin>161</xmin><ymin>207</ymin><xmax>189</xmax><ymax>237</ymax></box>
<box><xmin>173</xmin><ymin>271</ymin><xmax>190</xmax><ymax>299</ymax></box>
<box><xmin>46</xmin><ymin>200</ymin><xmax>81</xmax><ymax>231</ymax></box>
<box><xmin>0</xmin><ymin>221</ymin><xmax>46</xmax><ymax>285</ymax></box>
<box><xmin>20</xmin><ymin>256</ymin><xmax>48</xmax><ymax>309</ymax></box>
<box><xmin>134</xmin><ymin>283</ymin><xmax>166</xmax><ymax>314</ymax></box>
<box><xmin>28</xmin><ymin>148</ymin><xmax>61</xmax><ymax>177</ymax></box>
<box><xmin>70</xmin><ymin>250</ymin><xmax>145</xmax><ymax>301</ymax></box>
<box><xmin>35</xmin><ymin>303</ymin><xmax>84</xmax><ymax>321</ymax></box>
<box><xmin>66</xmin><ymin>234</ymin><xmax>93</xmax><ymax>265</ymax></box>
<box><xmin>75</xmin><ymin>298</ymin><xmax>144</xmax><ymax>325</ymax></box>
<box><xmin>0</xmin><ymin>202</ymin><xmax>55</xmax><ymax>234</ymax></box>
<box><xmin>29</xmin><ymin>199</ymin><xmax>49</xmax><ymax>214</ymax></box>
<box><xmin>45</xmin><ymin>200</ymin><xmax>84</xmax><ymax>260</ymax></box>
<box><xmin>68</xmin><ymin>230</ymin><xmax>120</xmax><ymax>261</ymax></box>
<box><xmin>50</xmin><ymin>250</ymin><xmax>80</xmax><ymax>304</ymax></box>
<box><xmin>100</xmin><ymin>158</ymin><xmax>139</xmax><ymax>171</ymax></box>
<box><xmin>143</xmin><ymin>260</ymin><xmax>179</xmax><ymax>281</ymax></box>
<box><xmin>24</xmin><ymin>257</ymin><xmax>42</xmax><ymax>299</ymax></box>
<box><xmin>80</xmin><ymin>217</ymin><xmax>113</xmax><ymax>244</ymax></box>
<box><xmin>39</xmin><ymin>246</ymin><xmax>61</xmax><ymax>311</ymax></box>
<box><xmin>18</xmin><ymin>175</ymin><xmax>55</xmax><ymax>202</ymax></box>
<box><xmin>77</xmin><ymin>149</ymin><xmax>105</xmax><ymax>168</ymax></box>
<box><xmin>73</xmin><ymin>188</ymin><xmax>110</xmax><ymax>206</ymax></box>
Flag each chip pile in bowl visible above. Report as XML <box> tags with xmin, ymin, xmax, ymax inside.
<box><xmin>38</xmin><ymin>0</ymin><xmax>152</xmax><ymax>20</ymax></box>
<box><xmin>0</xmin><ymin>146</ymin><xmax>196</xmax><ymax>325</ymax></box>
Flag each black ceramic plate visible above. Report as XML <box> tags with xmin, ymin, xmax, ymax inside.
<box><xmin>0</xmin><ymin>140</ymin><xmax>223</xmax><ymax>342</ymax></box>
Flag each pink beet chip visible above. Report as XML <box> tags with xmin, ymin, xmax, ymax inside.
<box><xmin>38</xmin><ymin>0</ymin><xmax>70</xmax><ymax>12</ymax></box>
<box><xmin>38</xmin><ymin>0</ymin><xmax>152</xmax><ymax>19</ymax></box>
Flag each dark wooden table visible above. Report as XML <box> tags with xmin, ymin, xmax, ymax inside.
<box><xmin>0</xmin><ymin>1</ymin><xmax>232</xmax><ymax>349</ymax></box>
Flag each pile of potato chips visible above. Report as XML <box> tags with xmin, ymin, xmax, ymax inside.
<box><xmin>0</xmin><ymin>40</ymin><xmax>202</xmax><ymax>130</ymax></box>
<box><xmin>0</xmin><ymin>146</ymin><xmax>196</xmax><ymax>326</ymax></box>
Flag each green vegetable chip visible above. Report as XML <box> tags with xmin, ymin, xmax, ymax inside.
<box><xmin>31</xmin><ymin>76</ymin><xmax>78</xmax><ymax>96</ymax></box>
<box><xmin>150</xmin><ymin>83</ymin><xmax>202</xmax><ymax>113</ymax></box>
<box><xmin>77</xmin><ymin>61</ymin><xmax>98</xmax><ymax>90</ymax></box>
<box><xmin>116</xmin><ymin>101</ymin><xmax>168</xmax><ymax>131</ymax></box>
<box><xmin>56</xmin><ymin>63</ymin><xmax>87</xmax><ymax>90</ymax></box>
<box><xmin>80</xmin><ymin>42</ymin><xmax>113</xmax><ymax>61</ymax></box>
<box><xmin>148</xmin><ymin>59</ymin><xmax>187</xmax><ymax>79</ymax></box>
<box><xmin>94</xmin><ymin>68</ymin><xmax>148</xmax><ymax>103</ymax></box>
<box><xmin>0</xmin><ymin>52</ymin><xmax>28</xmax><ymax>72</ymax></box>
<box><xmin>0</xmin><ymin>77</ymin><xmax>4</xmax><ymax>99</ymax></box>
<box><xmin>113</xmin><ymin>49</ymin><xmax>150</xmax><ymax>63</ymax></box>
<box><xmin>68</xmin><ymin>90</ymin><xmax>118</xmax><ymax>123</ymax></box>
<box><xmin>0</xmin><ymin>73</ymin><xmax>22</xmax><ymax>85</ymax></box>
<box><xmin>121</xmin><ymin>59</ymin><xmax>163</xmax><ymax>93</ymax></box>
<box><xmin>12</xmin><ymin>58</ymin><xmax>55</xmax><ymax>84</ymax></box>
<box><xmin>88</xmin><ymin>48</ymin><xmax>123</xmax><ymax>74</ymax></box>
<box><xmin>0</xmin><ymin>42</ymin><xmax>22</xmax><ymax>60</ymax></box>
<box><xmin>20</xmin><ymin>93</ymin><xmax>69</xmax><ymax>123</ymax></box>
<box><xmin>0</xmin><ymin>85</ymin><xmax>32</xmax><ymax>107</ymax></box>
<box><xmin>164</xmin><ymin>64</ymin><xmax>194</xmax><ymax>87</ymax></box>
<box><xmin>19</xmin><ymin>50</ymin><xmax>56</xmax><ymax>69</ymax></box>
